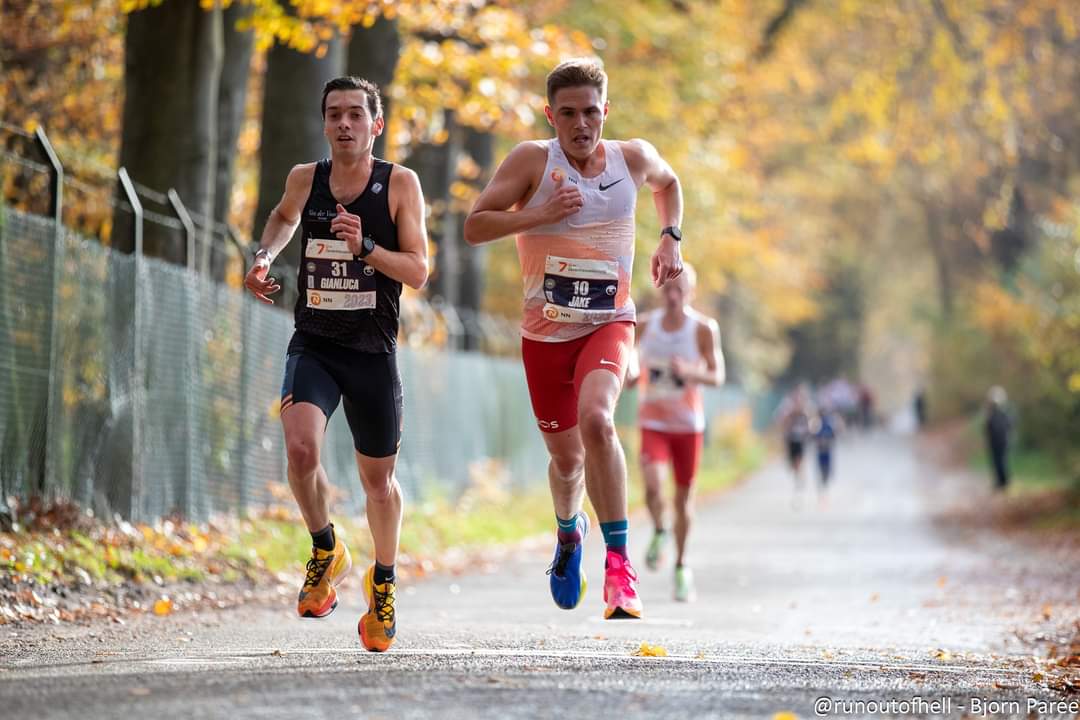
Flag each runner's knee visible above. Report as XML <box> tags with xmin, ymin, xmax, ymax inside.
<box><xmin>286</xmin><ymin>438</ymin><xmax>320</xmax><ymax>477</ymax></box>
<box><xmin>549</xmin><ymin>452</ymin><xmax>584</xmax><ymax>481</ymax></box>
<box><xmin>362</xmin><ymin>473</ymin><xmax>398</xmax><ymax>502</ymax></box>
<box><xmin>579</xmin><ymin>407</ymin><xmax>616</xmax><ymax>446</ymax></box>
<box><xmin>674</xmin><ymin>489</ymin><xmax>693</xmax><ymax>518</ymax></box>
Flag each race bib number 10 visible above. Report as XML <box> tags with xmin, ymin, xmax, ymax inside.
<box><xmin>304</xmin><ymin>231</ymin><xmax>376</xmax><ymax>311</ymax></box>
<box><xmin>542</xmin><ymin>255</ymin><xmax>619</xmax><ymax>324</ymax></box>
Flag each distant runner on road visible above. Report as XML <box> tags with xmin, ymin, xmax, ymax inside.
<box><xmin>628</xmin><ymin>264</ymin><xmax>724</xmax><ymax>602</ymax></box>
<box><xmin>776</xmin><ymin>386</ymin><xmax>812</xmax><ymax>505</ymax></box>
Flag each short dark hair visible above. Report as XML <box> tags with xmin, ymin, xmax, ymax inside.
<box><xmin>321</xmin><ymin>76</ymin><xmax>382</xmax><ymax>119</ymax></box>
<box><xmin>546</xmin><ymin>58</ymin><xmax>607</xmax><ymax>106</ymax></box>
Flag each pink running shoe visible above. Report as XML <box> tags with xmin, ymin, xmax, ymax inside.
<box><xmin>603</xmin><ymin>550</ymin><xmax>643</xmax><ymax>619</ymax></box>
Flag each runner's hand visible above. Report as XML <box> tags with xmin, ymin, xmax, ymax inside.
<box><xmin>542</xmin><ymin>174</ymin><xmax>583</xmax><ymax>223</ymax></box>
<box><xmin>650</xmin><ymin>233</ymin><xmax>683</xmax><ymax>287</ymax></box>
<box><xmin>671</xmin><ymin>356</ymin><xmax>696</xmax><ymax>383</ymax></box>
<box><xmin>332</xmin><ymin>203</ymin><xmax>363</xmax><ymax>256</ymax></box>
<box><xmin>244</xmin><ymin>257</ymin><xmax>279</xmax><ymax>304</ymax></box>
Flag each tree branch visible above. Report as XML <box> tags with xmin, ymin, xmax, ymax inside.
<box><xmin>930</xmin><ymin>0</ymin><xmax>972</xmax><ymax>60</ymax></box>
<box><xmin>755</xmin><ymin>0</ymin><xmax>810</xmax><ymax>61</ymax></box>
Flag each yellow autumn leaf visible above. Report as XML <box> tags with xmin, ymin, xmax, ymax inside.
<box><xmin>1068</xmin><ymin>373</ymin><xmax>1080</xmax><ymax>393</ymax></box>
<box><xmin>634</xmin><ymin>642</ymin><xmax>668</xmax><ymax>657</ymax></box>
<box><xmin>153</xmin><ymin>597</ymin><xmax>173</xmax><ymax>616</ymax></box>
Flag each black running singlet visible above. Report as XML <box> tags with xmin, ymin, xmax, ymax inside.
<box><xmin>294</xmin><ymin>158</ymin><xmax>400</xmax><ymax>353</ymax></box>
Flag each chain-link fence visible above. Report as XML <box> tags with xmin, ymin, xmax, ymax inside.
<box><xmin>0</xmin><ymin>124</ymin><xmax>546</xmax><ymax>522</ymax></box>
<box><xmin>0</xmin><ymin>200</ymin><xmax>552</xmax><ymax>521</ymax></box>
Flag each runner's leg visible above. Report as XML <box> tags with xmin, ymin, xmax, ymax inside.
<box><xmin>283</xmin><ymin>403</ymin><xmax>333</xmax><ymax>533</ymax></box>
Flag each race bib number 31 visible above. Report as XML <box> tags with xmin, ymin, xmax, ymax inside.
<box><xmin>542</xmin><ymin>255</ymin><xmax>619</xmax><ymax>324</ymax></box>
<box><xmin>304</xmin><ymin>234</ymin><xmax>376</xmax><ymax>311</ymax></box>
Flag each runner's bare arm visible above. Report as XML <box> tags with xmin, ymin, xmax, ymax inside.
<box><xmin>671</xmin><ymin>319</ymin><xmax>723</xmax><ymax>386</ymax></box>
<box><xmin>361</xmin><ymin>166</ymin><xmax>429</xmax><ymax>290</ymax></box>
<box><xmin>622</xmin><ymin>139</ymin><xmax>684</xmax><ymax>288</ymax></box>
<box><xmin>464</xmin><ymin>142</ymin><xmax>582</xmax><ymax>245</ymax></box>
<box><xmin>696</xmin><ymin>319</ymin><xmax>725</xmax><ymax>386</ymax></box>
<box><xmin>625</xmin><ymin>311</ymin><xmax>651</xmax><ymax>386</ymax></box>
<box><xmin>244</xmin><ymin>163</ymin><xmax>316</xmax><ymax>304</ymax></box>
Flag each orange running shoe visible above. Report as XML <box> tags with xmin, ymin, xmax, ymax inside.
<box><xmin>358</xmin><ymin>564</ymin><xmax>397</xmax><ymax>652</ymax></box>
<box><xmin>296</xmin><ymin>532</ymin><xmax>352</xmax><ymax>618</ymax></box>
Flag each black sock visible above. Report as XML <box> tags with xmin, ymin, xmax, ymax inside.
<box><xmin>310</xmin><ymin>523</ymin><xmax>335</xmax><ymax>552</ymax></box>
<box><xmin>374</xmin><ymin>561</ymin><xmax>395</xmax><ymax>585</ymax></box>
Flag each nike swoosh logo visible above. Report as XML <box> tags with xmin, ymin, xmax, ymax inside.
<box><xmin>598</xmin><ymin>178</ymin><xmax>624</xmax><ymax>191</ymax></box>
<box><xmin>599</xmin><ymin>359</ymin><xmax>620</xmax><ymax>368</ymax></box>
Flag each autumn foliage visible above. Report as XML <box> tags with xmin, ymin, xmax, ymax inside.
<box><xmin>1</xmin><ymin>0</ymin><xmax>1077</xmax><ymax>482</ymax></box>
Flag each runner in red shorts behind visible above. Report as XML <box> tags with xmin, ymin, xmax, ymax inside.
<box><xmin>628</xmin><ymin>264</ymin><xmax>724</xmax><ymax>602</ymax></box>
<box><xmin>464</xmin><ymin>58</ymin><xmax>684</xmax><ymax>620</ymax></box>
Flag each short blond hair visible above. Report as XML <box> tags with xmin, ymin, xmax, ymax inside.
<box><xmin>546</xmin><ymin>58</ymin><xmax>607</xmax><ymax>105</ymax></box>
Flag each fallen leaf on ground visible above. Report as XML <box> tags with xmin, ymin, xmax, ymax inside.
<box><xmin>932</xmin><ymin>648</ymin><xmax>952</xmax><ymax>661</ymax></box>
<box><xmin>634</xmin><ymin>642</ymin><xmax>667</xmax><ymax>657</ymax></box>
<box><xmin>153</xmin><ymin>597</ymin><xmax>173</xmax><ymax>616</ymax></box>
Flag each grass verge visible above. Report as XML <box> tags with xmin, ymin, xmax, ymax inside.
<box><xmin>2</xmin><ymin>413</ymin><xmax>764</xmax><ymax>624</ymax></box>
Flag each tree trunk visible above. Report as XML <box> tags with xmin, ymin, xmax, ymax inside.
<box><xmin>924</xmin><ymin>202</ymin><xmax>954</xmax><ymax>320</ymax></box>
<box><xmin>252</xmin><ymin>30</ymin><xmax>345</xmax><ymax>305</ymax></box>
<box><xmin>116</xmin><ymin>0</ymin><xmax>223</xmax><ymax>263</ymax></box>
<box><xmin>210</xmin><ymin>2</ymin><xmax>255</xmax><ymax>280</ymax></box>
<box><xmin>347</xmin><ymin>15</ymin><xmax>401</xmax><ymax>159</ymax></box>
<box><xmin>456</xmin><ymin>128</ymin><xmax>494</xmax><ymax>350</ymax></box>
<box><xmin>403</xmin><ymin>112</ymin><xmax>462</xmax><ymax>306</ymax></box>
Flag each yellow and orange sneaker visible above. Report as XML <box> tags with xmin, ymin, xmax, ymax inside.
<box><xmin>358</xmin><ymin>564</ymin><xmax>397</xmax><ymax>652</ymax></box>
<box><xmin>296</xmin><ymin>533</ymin><xmax>352</xmax><ymax>618</ymax></box>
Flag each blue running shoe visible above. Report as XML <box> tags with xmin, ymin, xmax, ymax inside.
<box><xmin>547</xmin><ymin>512</ymin><xmax>589</xmax><ymax>610</ymax></box>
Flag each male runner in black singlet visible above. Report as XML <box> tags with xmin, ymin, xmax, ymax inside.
<box><xmin>244</xmin><ymin>76</ymin><xmax>428</xmax><ymax>652</ymax></box>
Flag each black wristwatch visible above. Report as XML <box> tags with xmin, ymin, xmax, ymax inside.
<box><xmin>661</xmin><ymin>226</ymin><xmax>682</xmax><ymax>242</ymax></box>
<box><xmin>357</xmin><ymin>235</ymin><xmax>376</xmax><ymax>259</ymax></box>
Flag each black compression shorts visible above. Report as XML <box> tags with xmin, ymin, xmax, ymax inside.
<box><xmin>280</xmin><ymin>331</ymin><xmax>403</xmax><ymax>457</ymax></box>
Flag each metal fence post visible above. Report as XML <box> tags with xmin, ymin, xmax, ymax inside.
<box><xmin>168</xmin><ymin>189</ymin><xmax>196</xmax><ymax>519</ymax></box>
<box><xmin>117</xmin><ymin>168</ymin><xmax>143</xmax><ymax>521</ymax></box>
<box><xmin>35</xmin><ymin>127</ymin><xmax>64</xmax><ymax>499</ymax></box>
<box><xmin>230</xmin><ymin>226</ymin><xmax>251</xmax><ymax>515</ymax></box>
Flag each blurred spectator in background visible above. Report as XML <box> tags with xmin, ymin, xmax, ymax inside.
<box><xmin>913</xmin><ymin>387</ymin><xmax>927</xmax><ymax>430</ymax></box>
<box><xmin>858</xmin><ymin>384</ymin><xmax>876</xmax><ymax>429</ymax></box>
<box><xmin>819</xmin><ymin>377</ymin><xmax>859</xmax><ymax>427</ymax></box>
<box><xmin>985</xmin><ymin>386</ymin><xmax>1012</xmax><ymax>491</ymax></box>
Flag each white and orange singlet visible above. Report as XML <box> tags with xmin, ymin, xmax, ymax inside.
<box><xmin>638</xmin><ymin>309</ymin><xmax>709</xmax><ymax>435</ymax></box>
<box><xmin>516</xmin><ymin>139</ymin><xmax>639</xmax><ymax>342</ymax></box>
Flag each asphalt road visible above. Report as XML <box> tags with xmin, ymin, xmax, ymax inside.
<box><xmin>2</xmin><ymin>431</ymin><xmax>1077</xmax><ymax>719</ymax></box>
